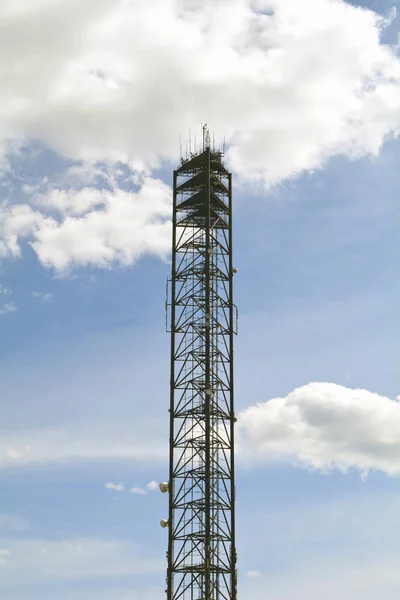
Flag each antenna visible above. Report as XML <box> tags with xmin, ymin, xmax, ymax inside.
<box><xmin>189</xmin><ymin>127</ymin><xmax>192</xmax><ymax>155</ymax></box>
<box><xmin>203</xmin><ymin>123</ymin><xmax>210</xmax><ymax>150</ymax></box>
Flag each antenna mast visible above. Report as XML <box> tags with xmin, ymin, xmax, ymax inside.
<box><xmin>161</xmin><ymin>125</ymin><xmax>238</xmax><ymax>600</ymax></box>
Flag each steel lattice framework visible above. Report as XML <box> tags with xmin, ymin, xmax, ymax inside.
<box><xmin>163</xmin><ymin>128</ymin><xmax>237</xmax><ymax>600</ymax></box>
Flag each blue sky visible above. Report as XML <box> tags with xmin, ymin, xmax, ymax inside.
<box><xmin>1</xmin><ymin>1</ymin><xmax>400</xmax><ymax>599</ymax></box>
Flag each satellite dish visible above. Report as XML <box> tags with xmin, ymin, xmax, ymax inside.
<box><xmin>159</xmin><ymin>482</ymin><xmax>169</xmax><ymax>493</ymax></box>
<box><xmin>160</xmin><ymin>519</ymin><xmax>169</xmax><ymax>528</ymax></box>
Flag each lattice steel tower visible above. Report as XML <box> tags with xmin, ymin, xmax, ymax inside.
<box><xmin>160</xmin><ymin>125</ymin><xmax>238</xmax><ymax>600</ymax></box>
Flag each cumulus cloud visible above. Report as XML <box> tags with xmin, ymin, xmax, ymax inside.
<box><xmin>2</xmin><ymin>383</ymin><xmax>400</xmax><ymax>478</ymax></box>
<box><xmin>146</xmin><ymin>480</ymin><xmax>158</xmax><ymax>491</ymax></box>
<box><xmin>104</xmin><ymin>482</ymin><xmax>124</xmax><ymax>492</ymax></box>
<box><xmin>0</xmin><ymin>0</ymin><xmax>399</xmax><ymax>187</ymax></box>
<box><xmin>35</xmin><ymin>187</ymin><xmax>106</xmax><ymax>217</ymax></box>
<box><xmin>237</xmin><ymin>382</ymin><xmax>400</xmax><ymax>475</ymax></box>
<box><xmin>0</xmin><ymin>302</ymin><xmax>17</xmax><ymax>315</ymax></box>
<box><xmin>0</xmin><ymin>0</ymin><xmax>400</xmax><ymax>270</ymax></box>
<box><xmin>0</xmin><ymin>175</ymin><xmax>171</xmax><ymax>271</ymax></box>
<box><xmin>247</xmin><ymin>570</ymin><xmax>261</xmax><ymax>578</ymax></box>
<box><xmin>0</xmin><ymin>203</ymin><xmax>45</xmax><ymax>258</ymax></box>
<box><xmin>129</xmin><ymin>486</ymin><xmax>146</xmax><ymax>495</ymax></box>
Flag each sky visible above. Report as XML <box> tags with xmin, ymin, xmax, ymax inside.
<box><xmin>0</xmin><ymin>0</ymin><xmax>399</xmax><ymax>598</ymax></box>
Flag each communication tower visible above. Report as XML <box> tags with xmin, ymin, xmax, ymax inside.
<box><xmin>161</xmin><ymin>125</ymin><xmax>238</xmax><ymax>600</ymax></box>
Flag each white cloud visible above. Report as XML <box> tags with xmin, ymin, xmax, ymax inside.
<box><xmin>0</xmin><ymin>203</ymin><xmax>45</xmax><ymax>258</ymax></box>
<box><xmin>3</xmin><ymin>383</ymin><xmax>400</xmax><ymax>478</ymax></box>
<box><xmin>31</xmin><ymin>178</ymin><xmax>171</xmax><ymax>271</ymax></box>
<box><xmin>0</xmin><ymin>536</ymin><xmax>164</xmax><ymax>582</ymax></box>
<box><xmin>0</xmin><ymin>301</ymin><xmax>17</xmax><ymax>315</ymax></box>
<box><xmin>237</xmin><ymin>382</ymin><xmax>400</xmax><ymax>475</ymax></box>
<box><xmin>0</xmin><ymin>175</ymin><xmax>171</xmax><ymax>271</ymax></box>
<box><xmin>0</xmin><ymin>0</ymin><xmax>399</xmax><ymax>271</ymax></box>
<box><xmin>34</xmin><ymin>187</ymin><xmax>107</xmax><ymax>217</ymax></box>
<box><xmin>146</xmin><ymin>480</ymin><xmax>158</xmax><ymax>491</ymax></box>
<box><xmin>247</xmin><ymin>569</ymin><xmax>261</xmax><ymax>578</ymax></box>
<box><xmin>130</xmin><ymin>486</ymin><xmax>146</xmax><ymax>495</ymax></box>
<box><xmin>32</xmin><ymin>291</ymin><xmax>53</xmax><ymax>302</ymax></box>
<box><xmin>0</xmin><ymin>0</ymin><xmax>399</xmax><ymax>190</ymax></box>
<box><xmin>0</xmin><ymin>284</ymin><xmax>17</xmax><ymax>315</ymax></box>
<box><xmin>104</xmin><ymin>482</ymin><xmax>124</xmax><ymax>492</ymax></box>
<box><xmin>0</xmin><ymin>424</ymin><xmax>166</xmax><ymax>469</ymax></box>
<box><xmin>381</xmin><ymin>6</ymin><xmax>397</xmax><ymax>29</ymax></box>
